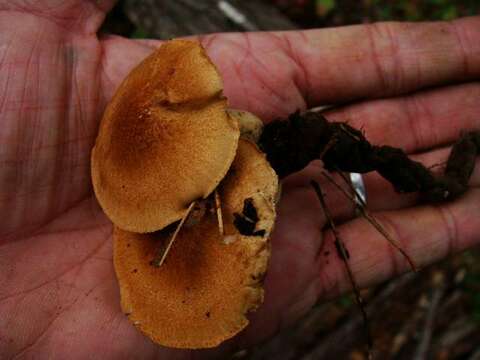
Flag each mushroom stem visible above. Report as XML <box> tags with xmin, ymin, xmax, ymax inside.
<box><xmin>214</xmin><ymin>190</ymin><xmax>224</xmax><ymax>236</ymax></box>
<box><xmin>152</xmin><ymin>201</ymin><xmax>197</xmax><ymax>267</ymax></box>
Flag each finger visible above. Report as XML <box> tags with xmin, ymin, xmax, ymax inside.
<box><xmin>200</xmin><ymin>17</ymin><xmax>480</xmax><ymax>120</ymax></box>
<box><xmin>325</xmin><ymin>82</ymin><xmax>480</xmax><ymax>154</ymax></box>
<box><xmin>313</xmin><ymin>188</ymin><xmax>480</xmax><ymax>299</ymax></box>
<box><xmin>101</xmin><ymin>17</ymin><xmax>480</xmax><ymax>121</ymax></box>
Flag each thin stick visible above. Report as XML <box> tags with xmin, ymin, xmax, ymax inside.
<box><xmin>214</xmin><ymin>190</ymin><xmax>224</xmax><ymax>236</ymax></box>
<box><xmin>323</xmin><ymin>170</ymin><xmax>418</xmax><ymax>272</ymax></box>
<box><xmin>310</xmin><ymin>180</ymin><xmax>373</xmax><ymax>358</ymax></box>
<box><xmin>152</xmin><ymin>201</ymin><xmax>196</xmax><ymax>267</ymax></box>
<box><xmin>337</xmin><ymin>170</ymin><xmax>417</xmax><ymax>272</ymax></box>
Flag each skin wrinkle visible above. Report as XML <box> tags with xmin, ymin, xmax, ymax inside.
<box><xmin>12</xmin><ymin>273</ymin><xmax>112</xmax><ymax>359</ymax></box>
<box><xmin>402</xmin><ymin>94</ymin><xmax>437</xmax><ymax>152</ymax></box>
<box><xmin>4</xmin><ymin>0</ymin><xmax>111</xmax><ymax>35</ymax></box>
<box><xmin>31</xmin><ymin>45</ymin><xmax>42</xmax><ymax>187</ymax></box>
<box><xmin>0</xmin><ymin>226</ymin><xmax>110</xmax><ymax>302</ymax></box>
<box><xmin>33</xmin><ymin>221</ymin><xmax>109</xmax><ymax>239</ymax></box>
<box><xmin>9</xmin><ymin>276</ymin><xmax>79</xmax><ymax>358</ymax></box>
<box><xmin>365</xmin><ymin>22</ymin><xmax>391</xmax><ymax>95</ymax></box>
<box><xmin>6</xmin><ymin>268</ymin><xmax>107</xmax><ymax>357</ymax></box>
<box><xmin>275</xmin><ymin>32</ymin><xmax>310</xmax><ymax>105</ymax></box>
<box><xmin>0</xmin><ymin>40</ymin><xmax>12</xmax><ymax>114</ymax></box>
<box><xmin>2</xmin><ymin>249</ymin><xmax>100</xmax><ymax>354</ymax></box>
<box><xmin>31</xmin><ymin>197</ymin><xmax>109</xmax><ymax>236</ymax></box>
<box><xmin>2</xmin><ymin>96</ymin><xmax>100</xmax><ymax>112</ymax></box>
<box><xmin>449</xmin><ymin>20</ymin><xmax>470</xmax><ymax>78</ymax></box>
<box><xmin>0</xmin><ymin>161</ymin><xmax>89</xmax><ymax>199</ymax></box>
<box><xmin>0</xmin><ymin>2</ymin><xmax>100</xmax><ymax>34</ymax></box>
<box><xmin>248</xmin><ymin>37</ymin><xmax>296</xmax><ymax>104</ymax></box>
<box><xmin>0</xmin><ymin>29</ymin><xmax>103</xmax><ymax>239</ymax></box>
<box><xmin>227</xmin><ymin>35</ymin><xmax>252</xmax><ymax>113</ymax></box>
<box><xmin>0</xmin><ymin>135</ymin><xmax>95</xmax><ymax>157</ymax></box>
<box><xmin>0</xmin><ymin>185</ymin><xmax>90</xmax><ymax>243</ymax></box>
<box><xmin>224</xmin><ymin>33</ymin><xmax>279</xmax><ymax>114</ymax></box>
<box><xmin>1</xmin><ymin>8</ymin><xmax>76</xmax><ymax>31</ymax></box>
<box><xmin>435</xmin><ymin>204</ymin><xmax>459</xmax><ymax>259</ymax></box>
<box><xmin>381</xmin><ymin>22</ymin><xmax>405</xmax><ymax>94</ymax></box>
<box><xmin>0</xmin><ymin>171</ymin><xmax>89</xmax><ymax>208</ymax></box>
<box><xmin>52</xmin><ymin>41</ymin><xmax>74</xmax><ymax>223</ymax></box>
<box><xmin>248</xmin><ymin>64</ymin><xmax>289</xmax><ymax>106</ymax></box>
<box><xmin>411</xmin><ymin>27</ymin><xmax>423</xmax><ymax>91</ymax></box>
<box><xmin>96</xmin><ymin>311</ymin><xmax>123</xmax><ymax>354</ymax></box>
<box><xmin>237</xmin><ymin>32</ymin><xmax>304</xmax><ymax>117</ymax></box>
<box><xmin>99</xmin><ymin>303</ymin><xmax>128</xmax><ymax>337</ymax></box>
<box><xmin>3</xmin><ymin>35</ymin><xmax>39</xmax><ymax>233</ymax></box>
<box><xmin>12</xmin><ymin>30</ymin><xmax>42</xmax><ymax>234</ymax></box>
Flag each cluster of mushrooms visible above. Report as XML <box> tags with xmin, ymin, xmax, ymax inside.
<box><xmin>91</xmin><ymin>40</ymin><xmax>280</xmax><ymax>348</ymax></box>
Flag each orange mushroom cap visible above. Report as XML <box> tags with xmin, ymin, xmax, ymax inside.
<box><xmin>91</xmin><ymin>40</ymin><xmax>240</xmax><ymax>233</ymax></box>
<box><xmin>113</xmin><ymin>140</ymin><xmax>279</xmax><ymax>348</ymax></box>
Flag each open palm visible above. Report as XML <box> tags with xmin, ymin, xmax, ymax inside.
<box><xmin>1</xmin><ymin>2</ymin><xmax>480</xmax><ymax>358</ymax></box>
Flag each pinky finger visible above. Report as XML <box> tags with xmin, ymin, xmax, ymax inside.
<box><xmin>313</xmin><ymin>188</ymin><xmax>480</xmax><ymax>299</ymax></box>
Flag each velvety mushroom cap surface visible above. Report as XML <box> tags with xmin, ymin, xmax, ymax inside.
<box><xmin>113</xmin><ymin>140</ymin><xmax>279</xmax><ymax>349</ymax></box>
<box><xmin>91</xmin><ymin>40</ymin><xmax>240</xmax><ymax>233</ymax></box>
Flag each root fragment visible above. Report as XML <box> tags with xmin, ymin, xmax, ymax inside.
<box><xmin>259</xmin><ymin>113</ymin><xmax>480</xmax><ymax>203</ymax></box>
<box><xmin>310</xmin><ymin>180</ymin><xmax>373</xmax><ymax>358</ymax></box>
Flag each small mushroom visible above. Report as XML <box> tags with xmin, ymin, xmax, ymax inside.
<box><xmin>91</xmin><ymin>40</ymin><xmax>240</xmax><ymax>233</ymax></box>
<box><xmin>113</xmin><ymin>139</ymin><xmax>279</xmax><ymax>348</ymax></box>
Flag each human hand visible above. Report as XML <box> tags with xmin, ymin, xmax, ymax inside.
<box><xmin>1</xmin><ymin>1</ymin><xmax>479</xmax><ymax>358</ymax></box>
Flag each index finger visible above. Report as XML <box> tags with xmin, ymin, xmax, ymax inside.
<box><xmin>101</xmin><ymin>17</ymin><xmax>480</xmax><ymax>121</ymax></box>
<box><xmin>201</xmin><ymin>16</ymin><xmax>480</xmax><ymax>119</ymax></box>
